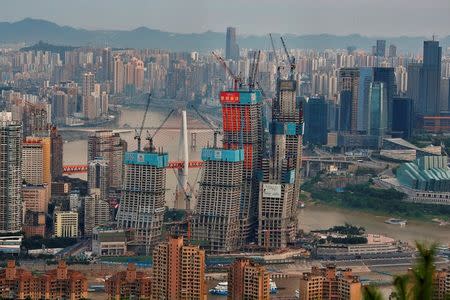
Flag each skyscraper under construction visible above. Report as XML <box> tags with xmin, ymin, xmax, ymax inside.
<box><xmin>257</xmin><ymin>77</ymin><xmax>303</xmax><ymax>249</ymax></box>
<box><xmin>192</xmin><ymin>148</ymin><xmax>244</xmax><ymax>253</ymax></box>
<box><xmin>220</xmin><ymin>90</ymin><xmax>264</xmax><ymax>244</ymax></box>
<box><xmin>116</xmin><ymin>150</ymin><xmax>168</xmax><ymax>254</ymax></box>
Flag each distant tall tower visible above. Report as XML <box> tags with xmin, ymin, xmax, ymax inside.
<box><xmin>116</xmin><ymin>149</ymin><xmax>168</xmax><ymax>253</ymax></box>
<box><xmin>338</xmin><ymin>68</ymin><xmax>360</xmax><ymax>133</ymax></box>
<box><xmin>152</xmin><ymin>236</ymin><xmax>206</xmax><ymax>300</ymax></box>
<box><xmin>0</xmin><ymin>112</ymin><xmax>22</xmax><ymax>233</ymax></box>
<box><xmin>192</xmin><ymin>148</ymin><xmax>244</xmax><ymax>253</ymax></box>
<box><xmin>102</xmin><ymin>48</ymin><xmax>113</xmax><ymax>81</ymax></box>
<box><xmin>376</xmin><ymin>40</ymin><xmax>386</xmax><ymax>57</ymax></box>
<box><xmin>388</xmin><ymin>44</ymin><xmax>397</xmax><ymax>58</ymax></box>
<box><xmin>421</xmin><ymin>40</ymin><xmax>442</xmax><ymax>116</ymax></box>
<box><xmin>407</xmin><ymin>63</ymin><xmax>423</xmax><ymax>113</ymax></box>
<box><xmin>113</xmin><ymin>55</ymin><xmax>125</xmax><ymax>94</ymax></box>
<box><xmin>226</xmin><ymin>27</ymin><xmax>240</xmax><ymax>61</ymax></box>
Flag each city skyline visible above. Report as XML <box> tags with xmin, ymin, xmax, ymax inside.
<box><xmin>1</xmin><ymin>0</ymin><xmax>450</xmax><ymax>37</ymax></box>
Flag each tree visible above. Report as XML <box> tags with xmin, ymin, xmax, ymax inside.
<box><xmin>411</xmin><ymin>242</ymin><xmax>437</xmax><ymax>300</ymax></box>
<box><xmin>391</xmin><ymin>274</ymin><xmax>411</xmax><ymax>300</ymax></box>
<box><xmin>363</xmin><ymin>285</ymin><xmax>384</xmax><ymax>300</ymax></box>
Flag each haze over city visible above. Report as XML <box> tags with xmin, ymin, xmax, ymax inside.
<box><xmin>1</xmin><ymin>0</ymin><xmax>450</xmax><ymax>36</ymax></box>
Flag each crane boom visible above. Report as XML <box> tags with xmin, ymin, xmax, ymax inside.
<box><xmin>280</xmin><ymin>36</ymin><xmax>296</xmax><ymax>79</ymax></box>
<box><xmin>190</xmin><ymin>105</ymin><xmax>220</xmax><ymax>148</ymax></box>
<box><xmin>269</xmin><ymin>33</ymin><xmax>279</xmax><ymax>66</ymax></box>
<box><xmin>135</xmin><ymin>93</ymin><xmax>152</xmax><ymax>152</ymax></box>
<box><xmin>146</xmin><ymin>109</ymin><xmax>175</xmax><ymax>152</ymax></box>
<box><xmin>212</xmin><ymin>51</ymin><xmax>241</xmax><ymax>90</ymax></box>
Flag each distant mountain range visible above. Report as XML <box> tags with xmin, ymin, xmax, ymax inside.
<box><xmin>0</xmin><ymin>18</ymin><xmax>449</xmax><ymax>53</ymax></box>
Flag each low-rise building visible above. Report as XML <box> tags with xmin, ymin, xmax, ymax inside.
<box><xmin>105</xmin><ymin>263</ymin><xmax>151</xmax><ymax>300</ymax></box>
<box><xmin>54</xmin><ymin>211</ymin><xmax>78</xmax><ymax>238</ymax></box>
<box><xmin>23</xmin><ymin>211</ymin><xmax>46</xmax><ymax>238</ymax></box>
<box><xmin>92</xmin><ymin>226</ymin><xmax>127</xmax><ymax>256</ymax></box>
<box><xmin>299</xmin><ymin>265</ymin><xmax>361</xmax><ymax>300</ymax></box>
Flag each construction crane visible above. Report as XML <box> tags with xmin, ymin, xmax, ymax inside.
<box><xmin>280</xmin><ymin>36</ymin><xmax>296</xmax><ymax>80</ymax></box>
<box><xmin>190</xmin><ymin>105</ymin><xmax>221</xmax><ymax>148</ymax></box>
<box><xmin>145</xmin><ymin>109</ymin><xmax>175</xmax><ymax>152</ymax></box>
<box><xmin>269</xmin><ymin>33</ymin><xmax>282</xmax><ymax>80</ymax></box>
<box><xmin>248</xmin><ymin>50</ymin><xmax>261</xmax><ymax>90</ymax></box>
<box><xmin>212</xmin><ymin>51</ymin><xmax>242</xmax><ymax>91</ymax></box>
<box><xmin>135</xmin><ymin>93</ymin><xmax>152</xmax><ymax>152</ymax></box>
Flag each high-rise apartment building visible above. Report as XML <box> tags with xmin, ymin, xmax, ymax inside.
<box><xmin>434</xmin><ymin>267</ymin><xmax>450</xmax><ymax>300</ymax></box>
<box><xmin>22</xmin><ymin>137</ymin><xmax>51</xmax><ymax>187</ymax></box>
<box><xmin>226</xmin><ymin>27</ymin><xmax>239</xmax><ymax>61</ymax></box>
<box><xmin>50</xmin><ymin>126</ymin><xmax>63</xmax><ymax>180</ymax></box>
<box><xmin>421</xmin><ymin>40</ymin><xmax>442</xmax><ymax>116</ymax></box>
<box><xmin>82</xmin><ymin>72</ymin><xmax>95</xmax><ymax>98</ymax></box>
<box><xmin>0</xmin><ymin>112</ymin><xmax>22</xmax><ymax>233</ymax></box>
<box><xmin>152</xmin><ymin>236</ymin><xmax>206</xmax><ymax>300</ymax></box>
<box><xmin>339</xmin><ymin>68</ymin><xmax>360</xmax><ymax>133</ymax></box>
<box><xmin>116</xmin><ymin>150</ymin><xmax>168</xmax><ymax>253</ymax></box>
<box><xmin>228</xmin><ymin>258</ymin><xmax>270</xmax><ymax>300</ymax></box>
<box><xmin>367</xmin><ymin>82</ymin><xmax>388</xmax><ymax>136</ymax></box>
<box><xmin>114</xmin><ymin>55</ymin><xmax>125</xmax><ymax>94</ymax></box>
<box><xmin>23</xmin><ymin>185</ymin><xmax>49</xmax><ymax>214</ymax></box>
<box><xmin>299</xmin><ymin>265</ymin><xmax>362</xmax><ymax>300</ymax></box>
<box><xmin>88</xmin><ymin>130</ymin><xmax>127</xmax><ymax>190</ymax></box>
<box><xmin>51</xmin><ymin>91</ymin><xmax>68</xmax><ymax>124</ymax></box>
<box><xmin>105</xmin><ymin>263</ymin><xmax>152</xmax><ymax>300</ymax></box>
<box><xmin>192</xmin><ymin>148</ymin><xmax>244</xmax><ymax>253</ymax></box>
<box><xmin>84</xmin><ymin>189</ymin><xmax>110</xmax><ymax>236</ymax></box>
<box><xmin>54</xmin><ymin>211</ymin><xmax>78</xmax><ymax>238</ymax></box>
<box><xmin>220</xmin><ymin>90</ymin><xmax>264</xmax><ymax>244</ymax></box>
<box><xmin>87</xmin><ymin>158</ymin><xmax>109</xmax><ymax>199</ymax></box>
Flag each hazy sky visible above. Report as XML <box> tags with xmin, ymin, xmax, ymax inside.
<box><xmin>1</xmin><ymin>0</ymin><xmax>449</xmax><ymax>37</ymax></box>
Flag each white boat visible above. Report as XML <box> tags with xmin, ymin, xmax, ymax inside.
<box><xmin>209</xmin><ymin>282</ymin><xmax>228</xmax><ymax>296</ymax></box>
<box><xmin>295</xmin><ymin>289</ymin><xmax>300</xmax><ymax>298</ymax></box>
<box><xmin>270</xmin><ymin>279</ymin><xmax>278</xmax><ymax>294</ymax></box>
<box><xmin>384</xmin><ymin>218</ymin><xmax>407</xmax><ymax>226</ymax></box>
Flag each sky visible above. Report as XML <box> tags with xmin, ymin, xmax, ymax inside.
<box><xmin>1</xmin><ymin>0</ymin><xmax>449</xmax><ymax>37</ymax></box>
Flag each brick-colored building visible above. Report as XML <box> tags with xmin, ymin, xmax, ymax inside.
<box><xmin>228</xmin><ymin>258</ymin><xmax>270</xmax><ymax>300</ymax></box>
<box><xmin>0</xmin><ymin>260</ymin><xmax>88</xmax><ymax>300</ymax></box>
<box><xmin>152</xmin><ymin>236</ymin><xmax>206</xmax><ymax>300</ymax></box>
<box><xmin>299</xmin><ymin>265</ymin><xmax>362</xmax><ymax>300</ymax></box>
<box><xmin>434</xmin><ymin>267</ymin><xmax>450</xmax><ymax>300</ymax></box>
<box><xmin>105</xmin><ymin>263</ymin><xmax>151</xmax><ymax>300</ymax></box>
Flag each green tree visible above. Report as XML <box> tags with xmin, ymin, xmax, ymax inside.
<box><xmin>411</xmin><ymin>242</ymin><xmax>437</xmax><ymax>300</ymax></box>
<box><xmin>363</xmin><ymin>285</ymin><xmax>384</xmax><ymax>300</ymax></box>
<box><xmin>391</xmin><ymin>274</ymin><xmax>411</xmax><ymax>300</ymax></box>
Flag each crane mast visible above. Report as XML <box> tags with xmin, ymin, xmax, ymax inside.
<box><xmin>280</xmin><ymin>36</ymin><xmax>296</xmax><ymax>80</ymax></box>
<box><xmin>135</xmin><ymin>93</ymin><xmax>152</xmax><ymax>152</ymax></box>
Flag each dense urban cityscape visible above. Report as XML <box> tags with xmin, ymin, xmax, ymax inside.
<box><xmin>0</xmin><ymin>1</ymin><xmax>450</xmax><ymax>299</ymax></box>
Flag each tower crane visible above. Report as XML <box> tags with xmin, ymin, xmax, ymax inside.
<box><xmin>212</xmin><ymin>51</ymin><xmax>242</xmax><ymax>91</ymax></box>
<box><xmin>248</xmin><ymin>50</ymin><xmax>261</xmax><ymax>90</ymax></box>
<box><xmin>145</xmin><ymin>109</ymin><xmax>175</xmax><ymax>152</ymax></box>
<box><xmin>269</xmin><ymin>33</ymin><xmax>282</xmax><ymax>80</ymax></box>
<box><xmin>190</xmin><ymin>105</ymin><xmax>221</xmax><ymax>148</ymax></box>
<box><xmin>280</xmin><ymin>36</ymin><xmax>296</xmax><ymax>80</ymax></box>
<box><xmin>135</xmin><ymin>93</ymin><xmax>152</xmax><ymax>152</ymax></box>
